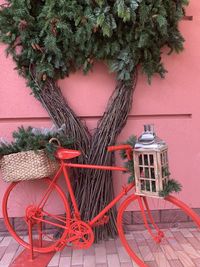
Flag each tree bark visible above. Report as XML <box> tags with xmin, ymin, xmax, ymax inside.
<box><xmin>36</xmin><ymin>71</ymin><xmax>137</xmax><ymax>241</ymax></box>
<box><xmin>39</xmin><ymin>78</ymin><xmax>91</xmax><ymax>162</ymax></box>
<box><xmin>78</xmin><ymin>73</ymin><xmax>137</xmax><ymax>240</ymax></box>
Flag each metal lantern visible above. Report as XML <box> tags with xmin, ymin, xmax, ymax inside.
<box><xmin>133</xmin><ymin>125</ymin><xmax>169</xmax><ymax>197</ymax></box>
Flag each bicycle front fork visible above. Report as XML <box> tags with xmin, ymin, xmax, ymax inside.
<box><xmin>138</xmin><ymin>196</ymin><xmax>164</xmax><ymax>243</ymax></box>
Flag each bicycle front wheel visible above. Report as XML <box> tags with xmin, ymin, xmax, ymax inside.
<box><xmin>117</xmin><ymin>194</ymin><xmax>200</xmax><ymax>267</ymax></box>
<box><xmin>3</xmin><ymin>178</ymin><xmax>70</xmax><ymax>253</ymax></box>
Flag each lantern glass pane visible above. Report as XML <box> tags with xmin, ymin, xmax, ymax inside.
<box><xmin>141</xmin><ymin>180</ymin><xmax>145</xmax><ymax>190</ymax></box>
<box><xmin>150</xmin><ymin>168</ymin><xmax>155</xmax><ymax>179</ymax></box>
<box><xmin>152</xmin><ymin>181</ymin><xmax>156</xmax><ymax>192</ymax></box>
<box><xmin>139</xmin><ymin>154</ymin><xmax>143</xmax><ymax>165</ymax></box>
<box><xmin>145</xmin><ymin>168</ymin><xmax>149</xmax><ymax>178</ymax></box>
<box><xmin>146</xmin><ymin>180</ymin><xmax>150</xmax><ymax>191</ymax></box>
<box><xmin>144</xmin><ymin>154</ymin><xmax>148</xmax><ymax>165</ymax></box>
<box><xmin>149</xmin><ymin>154</ymin><xmax>154</xmax><ymax>165</ymax></box>
<box><xmin>140</xmin><ymin>167</ymin><xmax>144</xmax><ymax>177</ymax></box>
<box><xmin>162</xmin><ymin>166</ymin><xmax>165</xmax><ymax>178</ymax></box>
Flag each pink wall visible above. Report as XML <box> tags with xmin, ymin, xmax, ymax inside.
<box><xmin>0</xmin><ymin>1</ymin><xmax>200</xmax><ymax>217</ymax></box>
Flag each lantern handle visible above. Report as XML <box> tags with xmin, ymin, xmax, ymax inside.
<box><xmin>107</xmin><ymin>145</ymin><xmax>133</xmax><ymax>160</ymax></box>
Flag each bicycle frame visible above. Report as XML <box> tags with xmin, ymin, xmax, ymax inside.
<box><xmin>37</xmin><ymin>159</ymin><xmax>135</xmax><ymax>229</ymax></box>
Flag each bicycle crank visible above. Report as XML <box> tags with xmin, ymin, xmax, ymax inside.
<box><xmin>67</xmin><ymin>221</ymin><xmax>94</xmax><ymax>249</ymax></box>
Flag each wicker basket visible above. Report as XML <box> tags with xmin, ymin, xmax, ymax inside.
<box><xmin>0</xmin><ymin>149</ymin><xmax>59</xmax><ymax>182</ymax></box>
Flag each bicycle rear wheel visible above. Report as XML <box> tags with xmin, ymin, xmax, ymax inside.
<box><xmin>117</xmin><ymin>194</ymin><xmax>200</xmax><ymax>267</ymax></box>
<box><xmin>3</xmin><ymin>178</ymin><xmax>70</xmax><ymax>253</ymax></box>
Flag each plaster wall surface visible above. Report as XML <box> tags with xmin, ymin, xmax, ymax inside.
<box><xmin>0</xmin><ymin>1</ymin><xmax>199</xmax><ymax>217</ymax></box>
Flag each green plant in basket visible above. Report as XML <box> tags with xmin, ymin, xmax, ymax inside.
<box><xmin>0</xmin><ymin>126</ymin><xmax>73</xmax><ymax>160</ymax></box>
<box><xmin>0</xmin><ymin>126</ymin><xmax>74</xmax><ymax>182</ymax></box>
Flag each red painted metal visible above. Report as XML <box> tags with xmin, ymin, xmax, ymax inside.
<box><xmin>3</xmin><ymin>178</ymin><xmax>71</xmax><ymax>253</ymax></box>
<box><xmin>2</xmin><ymin>145</ymin><xmax>200</xmax><ymax>267</ymax></box>
<box><xmin>67</xmin><ymin>221</ymin><xmax>94</xmax><ymax>249</ymax></box>
<box><xmin>10</xmin><ymin>242</ymin><xmax>56</xmax><ymax>267</ymax></box>
<box><xmin>107</xmin><ymin>144</ymin><xmax>132</xmax><ymax>152</ymax></box>
<box><xmin>37</xmin><ymin>166</ymin><xmax>63</xmax><ymax>209</ymax></box>
<box><xmin>89</xmin><ymin>183</ymin><xmax>134</xmax><ymax>227</ymax></box>
<box><xmin>28</xmin><ymin>220</ymin><xmax>34</xmax><ymax>260</ymax></box>
<box><xmin>107</xmin><ymin>144</ymin><xmax>133</xmax><ymax>160</ymax></box>
<box><xmin>92</xmin><ymin>215</ymin><xmax>109</xmax><ymax>226</ymax></box>
<box><xmin>117</xmin><ymin>193</ymin><xmax>200</xmax><ymax>267</ymax></box>
<box><xmin>62</xmin><ymin>163</ymin><xmax>81</xmax><ymax>219</ymax></box>
<box><xmin>138</xmin><ymin>196</ymin><xmax>161</xmax><ymax>243</ymax></box>
<box><xmin>117</xmin><ymin>194</ymin><xmax>148</xmax><ymax>267</ymax></box>
<box><xmin>55</xmin><ymin>147</ymin><xmax>81</xmax><ymax>160</ymax></box>
<box><xmin>143</xmin><ymin>196</ymin><xmax>164</xmax><ymax>239</ymax></box>
<box><xmin>66</xmin><ymin>162</ymin><xmax>127</xmax><ymax>172</ymax></box>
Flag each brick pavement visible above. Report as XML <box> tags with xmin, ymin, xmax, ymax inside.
<box><xmin>0</xmin><ymin>228</ymin><xmax>200</xmax><ymax>267</ymax></box>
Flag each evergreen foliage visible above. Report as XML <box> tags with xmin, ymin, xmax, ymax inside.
<box><xmin>120</xmin><ymin>135</ymin><xmax>136</xmax><ymax>183</ymax></box>
<box><xmin>0</xmin><ymin>126</ymin><xmax>73</xmax><ymax>160</ymax></box>
<box><xmin>0</xmin><ymin>0</ymin><xmax>188</xmax><ymax>96</ymax></box>
<box><xmin>159</xmin><ymin>178</ymin><xmax>182</xmax><ymax>197</ymax></box>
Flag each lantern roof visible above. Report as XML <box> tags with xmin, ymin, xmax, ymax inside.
<box><xmin>135</xmin><ymin>125</ymin><xmax>167</xmax><ymax>151</ymax></box>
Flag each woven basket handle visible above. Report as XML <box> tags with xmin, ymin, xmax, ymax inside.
<box><xmin>49</xmin><ymin>138</ymin><xmax>61</xmax><ymax>147</ymax></box>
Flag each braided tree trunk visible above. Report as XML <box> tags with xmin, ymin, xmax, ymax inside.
<box><xmin>39</xmin><ymin>78</ymin><xmax>91</xmax><ymax>163</ymax></box>
<box><xmin>37</xmin><ymin>72</ymin><xmax>137</xmax><ymax>241</ymax></box>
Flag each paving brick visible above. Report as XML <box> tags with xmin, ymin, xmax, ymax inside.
<box><xmin>160</xmin><ymin>245</ymin><xmax>178</xmax><ymax>260</ymax></box>
<box><xmin>0</xmin><ymin>243</ymin><xmax>19</xmax><ymax>267</ymax></box>
<box><xmin>48</xmin><ymin>251</ymin><xmax>61</xmax><ymax>266</ymax></box>
<box><xmin>60</xmin><ymin>246</ymin><xmax>72</xmax><ymax>257</ymax></box>
<box><xmin>139</xmin><ymin>245</ymin><xmax>154</xmax><ymax>262</ymax></box>
<box><xmin>84</xmin><ymin>245</ymin><xmax>95</xmax><ymax>256</ymax></box>
<box><xmin>192</xmin><ymin>258</ymin><xmax>200</xmax><ymax>266</ymax></box>
<box><xmin>1</xmin><ymin>228</ymin><xmax>200</xmax><ymax>267</ymax></box>
<box><xmin>95</xmin><ymin>244</ymin><xmax>106</xmax><ymax>264</ymax></box>
<box><xmin>173</xmin><ymin>231</ymin><xmax>188</xmax><ymax>244</ymax></box>
<box><xmin>187</xmin><ymin>237</ymin><xmax>200</xmax><ymax>250</ymax></box>
<box><xmin>127</xmin><ymin>239</ymin><xmax>140</xmax><ymax>254</ymax></box>
<box><xmin>154</xmin><ymin>252</ymin><xmax>171</xmax><ymax>267</ymax></box>
<box><xmin>168</xmin><ymin>259</ymin><xmax>184</xmax><ymax>267</ymax></box>
<box><xmin>176</xmin><ymin>250</ymin><xmax>195</xmax><ymax>267</ymax></box>
<box><xmin>0</xmin><ymin>236</ymin><xmax>12</xmax><ymax>247</ymax></box>
<box><xmin>107</xmin><ymin>254</ymin><xmax>120</xmax><ymax>267</ymax></box>
<box><xmin>145</xmin><ymin>261</ymin><xmax>158</xmax><ymax>267</ymax></box>
<box><xmin>105</xmin><ymin>240</ymin><xmax>117</xmax><ymax>254</ymax></box>
<box><xmin>120</xmin><ymin>263</ymin><xmax>133</xmax><ymax>267</ymax></box>
<box><xmin>71</xmin><ymin>249</ymin><xmax>83</xmax><ymax>265</ymax></box>
<box><xmin>117</xmin><ymin>246</ymin><xmax>131</xmax><ymax>263</ymax></box>
<box><xmin>0</xmin><ymin>246</ymin><xmax>7</xmax><ymax>260</ymax></box>
<box><xmin>83</xmin><ymin>255</ymin><xmax>95</xmax><ymax>267</ymax></box>
<box><xmin>59</xmin><ymin>257</ymin><xmax>71</xmax><ymax>267</ymax></box>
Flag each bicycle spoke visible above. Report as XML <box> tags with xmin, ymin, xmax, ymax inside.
<box><xmin>3</xmin><ymin>178</ymin><xmax>70</xmax><ymax>253</ymax></box>
<box><xmin>117</xmin><ymin>194</ymin><xmax>200</xmax><ymax>267</ymax></box>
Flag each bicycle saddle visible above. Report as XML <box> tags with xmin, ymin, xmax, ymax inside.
<box><xmin>55</xmin><ymin>148</ymin><xmax>81</xmax><ymax>160</ymax></box>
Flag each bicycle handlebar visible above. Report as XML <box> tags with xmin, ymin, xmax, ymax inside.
<box><xmin>107</xmin><ymin>145</ymin><xmax>133</xmax><ymax>160</ymax></box>
<box><xmin>107</xmin><ymin>145</ymin><xmax>132</xmax><ymax>152</ymax></box>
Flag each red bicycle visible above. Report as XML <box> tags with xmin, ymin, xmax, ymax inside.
<box><xmin>2</xmin><ymin>145</ymin><xmax>200</xmax><ymax>267</ymax></box>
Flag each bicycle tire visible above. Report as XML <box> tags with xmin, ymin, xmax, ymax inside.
<box><xmin>117</xmin><ymin>194</ymin><xmax>200</xmax><ymax>267</ymax></box>
<box><xmin>3</xmin><ymin>178</ymin><xmax>70</xmax><ymax>253</ymax></box>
